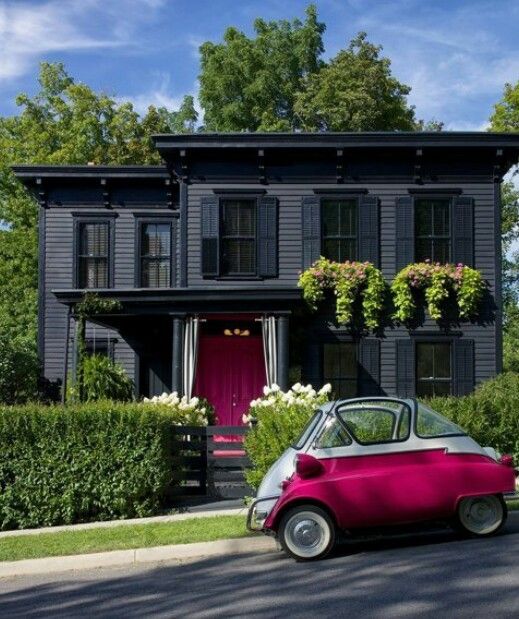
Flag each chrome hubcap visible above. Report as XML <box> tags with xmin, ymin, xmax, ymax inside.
<box><xmin>284</xmin><ymin>511</ymin><xmax>331</xmax><ymax>558</ymax></box>
<box><xmin>459</xmin><ymin>496</ymin><xmax>503</xmax><ymax>535</ymax></box>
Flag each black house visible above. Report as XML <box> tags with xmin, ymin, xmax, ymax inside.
<box><xmin>14</xmin><ymin>132</ymin><xmax>519</xmax><ymax>425</ymax></box>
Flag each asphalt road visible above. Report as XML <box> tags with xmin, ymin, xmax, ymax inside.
<box><xmin>1</xmin><ymin>513</ymin><xmax>519</xmax><ymax>619</ymax></box>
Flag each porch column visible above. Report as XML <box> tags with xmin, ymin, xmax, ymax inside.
<box><xmin>171</xmin><ymin>317</ymin><xmax>183</xmax><ymax>394</ymax></box>
<box><xmin>276</xmin><ymin>315</ymin><xmax>289</xmax><ymax>391</ymax></box>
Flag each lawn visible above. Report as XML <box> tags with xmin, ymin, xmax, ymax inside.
<box><xmin>0</xmin><ymin>515</ymin><xmax>252</xmax><ymax>563</ymax></box>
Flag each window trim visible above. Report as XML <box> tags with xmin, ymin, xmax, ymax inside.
<box><xmin>73</xmin><ymin>216</ymin><xmax>115</xmax><ymax>289</ymax></box>
<box><xmin>219</xmin><ymin>196</ymin><xmax>258</xmax><ymax>278</ymax></box>
<box><xmin>320</xmin><ymin>195</ymin><xmax>360</xmax><ymax>263</ymax></box>
<box><xmin>415</xmin><ymin>339</ymin><xmax>454</xmax><ymax>398</ymax></box>
<box><xmin>414</xmin><ymin>197</ymin><xmax>452</xmax><ymax>264</ymax></box>
<box><xmin>135</xmin><ymin>217</ymin><xmax>176</xmax><ymax>288</ymax></box>
<box><xmin>335</xmin><ymin>402</ymin><xmax>412</xmax><ymax>446</ymax></box>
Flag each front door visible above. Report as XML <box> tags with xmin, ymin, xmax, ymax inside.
<box><xmin>194</xmin><ymin>334</ymin><xmax>265</xmax><ymax>425</ymax></box>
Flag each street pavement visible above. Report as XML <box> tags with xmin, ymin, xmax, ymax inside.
<box><xmin>1</xmin><ymin>512</ymin><xmax>518</xmax><ymax>618</ymax></box>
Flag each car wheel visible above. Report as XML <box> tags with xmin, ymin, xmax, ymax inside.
<box><xmin>455</xmin><ymin>495</ymin><xmax>507</xmax><ymax>537</ymax></box>
<box><xmin>279</xmin><ymin>504</ymin><xmax>336</xmax><ymax>561</ymax></box>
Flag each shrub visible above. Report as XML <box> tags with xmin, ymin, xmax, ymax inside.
<box><xmin>143</xmin><ymin>392</ymin><xmax>214</xmax><ymax>425</ymax></box>
<box><xmin>0</xmin><ymin>400</ymin><xmax>208</xmax><ymax>530</ymax></box>
<box><xmin>427</xmin><ymin>372</ymin><xmax>519</xmax><ymax>462</ymax></box>
<box><xmin>0</xmin><ymin>334</ymin><xmax>39</xmax><ymax>404</ymax></box>
<box><xmin>80</xmin><ymin>354</ymin><xmax>134</xmax><ymax>402</ymax></box>
<box><xmin>244</xmin><ymin>383</ymin><xmax>331</xmax><ymax>490</ymax></box>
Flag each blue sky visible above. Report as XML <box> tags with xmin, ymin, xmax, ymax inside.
<box><xmin>0</xmin><ymin>0</ymin><xmax>518</xmax><ymax>129</ymax></box>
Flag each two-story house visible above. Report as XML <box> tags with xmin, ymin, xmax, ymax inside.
<box><xmin>14</xmin><ymin>132</ymin><xmax>519</xmax><ymax>425</ymax></box>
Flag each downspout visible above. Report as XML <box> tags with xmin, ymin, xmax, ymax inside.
<box><xmin>61</xmin><ymin>306</ymin><xmax>72</xmax><ymax>404</ymax></box>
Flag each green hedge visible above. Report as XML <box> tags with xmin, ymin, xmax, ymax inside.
<box><xmin>0</xmin><ymin>401</ymin><xmax>181</xmax><ymax>530</ymax></box>
<box><xmin>428</xmin><ymin>372</ymin><xmax>519</xmax><ymax>462</ymax></box>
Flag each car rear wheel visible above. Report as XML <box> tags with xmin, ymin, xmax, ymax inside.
<box><xmin>455</xmin><ymin>495</ymin><xmax>507</xmax><ymax>537</ymax></box>
<box><xmin>279</xmin><ymin>505</ymin><xmax>336</xmax><ymax>561</ymax></box>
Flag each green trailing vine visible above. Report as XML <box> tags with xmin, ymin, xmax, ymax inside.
<box><xmin>391</xmin><ymin>261</ymin><xmax>485</xmax><ymax>324</ymax></box>
<box><xmin>298</xmin><ymin>257</ymin><xmax>386</xmax><ymax>331</ymax></box>
<box><xmin>72</xmin><ymin>293</ymin><xmax>123</xmax><ymax>402</ymax></box>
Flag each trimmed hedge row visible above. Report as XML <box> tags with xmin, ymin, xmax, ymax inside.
<box><xmin>0</xmin><ymin>401</ymin><xmax>180</xmax><ymax>530</ymax></box>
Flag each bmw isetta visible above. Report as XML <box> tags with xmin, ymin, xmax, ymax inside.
<box><xmin>247</xmin><ymin>397</ymin><xmax>517</xmax><ymax>561</ymax></box>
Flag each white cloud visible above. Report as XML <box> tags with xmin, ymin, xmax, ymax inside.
<box><xmin>0</xmin><ymin>0</ymin><xmax>165</xmax><ymax>82</ymax></box>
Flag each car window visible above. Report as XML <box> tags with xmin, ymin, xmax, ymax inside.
<box><xmin>315</xmin><ymin>417</ymin><xmax>352</xmax><ymax>449</ymax></box>
<box><xmin>337</xmin><ymin>400</ymin><xmax>411</xmax><ymax>445</ymax></box>
<box><xmin>292</xmin><ymin>411</ymin><xmax>322</xmax><ymax>449</ymax></box>
<box><xmin>416</xmin><ymin>403</ymin><xmax>466</xmax><ymax>438</ymax></box>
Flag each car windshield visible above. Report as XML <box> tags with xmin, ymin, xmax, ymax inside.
<box><xmin>415</xmin><ymin>403</ymin><xmax>466</xmax><ymax>438</ymax></box>
<box><xmin>292</xmin><ymin>411</ymin><xmax>322</xmax><ymax>449</ymax></box>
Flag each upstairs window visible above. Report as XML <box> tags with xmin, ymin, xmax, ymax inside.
<box><xmin>416</xmin><ymin>342</ymin><xmax>452</xmax><ymax>397</ymax></box>
<box><xmin>415</xmin><ymin>199</ymin><xmax>450</xmax><ymax>263</ymax></box>
<box><xmin>78</xmin><ymin>222</ymin><xmax>110</xmax><ymax>288</ymax></box>
<box><xmin>140</xmin><ymin>223</ymin><xmax>172</xmax><ymax>288</ymax></box>
<box><xmin>321</xmin><ymin>199</ymin><xmax>357</xmax><ymax>262</ymax></box>
<box><xmin>323</xmin><ymin>342</ymin><xmax>358</xmax><ymax>398</ymax></box>
<box><xmin>221</xmin><ymin>199</ymin><xmax>256</xmax><ymax>276</ymax></box>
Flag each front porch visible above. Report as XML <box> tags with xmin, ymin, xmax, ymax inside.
<box><xmin>55</xmin><ymin>287</ymin><xmax>301</xmax><ymax>426</ymax></box>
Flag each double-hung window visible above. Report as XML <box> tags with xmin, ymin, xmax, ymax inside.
<box><xmin>415</xmin><ymin>199</ymin><xmax>451</xmax><ymax>263</ymax></box>
<box><xmin>416</xmin><ymin>342</ymin><xmax>452</xmax><ymax>397</ymax></box>
<box><xmin>140</xmin><ymin>222</ymin><xmax>172</xmax><ymax>288</ymax></box>
<box><xmin>321</xmin><ymin>198</ymin><xmax>357</xmax><ymax>262</ymax></box>
<box><xmin>77</xmin><ymin>222</ymin><xmax>110</xmax><ymax>288</ymax></box>
<box><xmin>323</xmin><ymin>342</ymin><xmax>358</xmax><ymax>398</ymax></box>
<box><xmin>220</xmin><ymin>199</ymin><xmax>256</xmax><ymax>276</ymax></box>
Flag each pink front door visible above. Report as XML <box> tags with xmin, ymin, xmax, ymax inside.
<box><xmin>194</xmin><ymin>335</ymin><xmax>266</xmax><ymax>426</ymax></box>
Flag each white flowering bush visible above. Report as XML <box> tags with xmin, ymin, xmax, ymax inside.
<box><xmin>244</xmin><ymin>383</ymin><xmax>331</xmax><ymax>490</ymax></box>
<box><xmin>143</xmin><ymin>392</ymin><xmax>213</xmax><ymax>426</ymax></box>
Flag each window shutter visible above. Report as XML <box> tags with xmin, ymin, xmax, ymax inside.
<box><xmin>455</xmin><ymin>339</ymin><xmax>474</xmax><ymax>396</ymax></box>
<box><xmin>395</xmin><ymin>196</ymin><xmax>414</xmax><ymax>272</ymax></box>
<box><xmin>359</xmin><ymin>339</ymin><xmax>381</xmax><ymax>396</ymax></box>
<box><xmin>396</xmin><ymin>339</ymin><xmax>414</xmax><ymax>397</ymax></box>
<box><xmin>452</xmin><ymin>197</ymin><xmax>474</xmax><ymax>267</ymax></box>
<box><xmin>302</xmin><ymin>196</ymin><xmax>321</xmax><ymax>269</ymax></box>
<box><xmin>257</xmin><ymin>196</ymin><xmax>278</xmax><ymax>277</ymax></box>
<box><xmin>201</xmin><ymin>196</ymin><xmax>219</xmax><ymax>277</ymax></box>
<box><xmin>358</xmin><ymin>196</ymin><xmax>380</xmax><ymax>265</ymax></box>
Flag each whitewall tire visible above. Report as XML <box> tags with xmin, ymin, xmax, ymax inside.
<box><xmin>279</xmin><ymin>505</ymin><xmax>336</xmax><ymax>561</ymax></box>
<box><xmin>455</xmin><ymin>495</ymin><xmax>507</xmax><ymax>537</ymax></box>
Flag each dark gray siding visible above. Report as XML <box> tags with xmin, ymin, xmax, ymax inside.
<box><xmin>187</xmin><ymin>181</ymin><xmax>498</xmax><ymax>394</ymax></box>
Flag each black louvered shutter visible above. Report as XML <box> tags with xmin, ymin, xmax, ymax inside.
<box><xmin>396</xmin><ymin>339</ymin><xmax>414</xmax><ymax>397</ymax></box>
<box><xmin>455</xmin><ymin>339</ymin><xmax>474</xmax><ymax>396</ymax></box>
<box><xmin>201</xmin><ymin>196</ymin><xmax>219</xmax><ymax>277</ymax></box>
<box><xmin>302</xmin><ymin>196</ymin><xmax>321</xmax><ymax>269</ymax></box>
<box><xmin>358</xmin><ymin>339</ymin><xmax>381</xmax><ymax>396</ymax></box>
<box><xmin>358</xmin><ymin>195</ymin><xmax>380</xmax><ymax>265</ymax></box>
<box><xmin>257</xmin><ymin>196</ymin><xmax>278</xmax><ymax>277</ymax></box>
<box><xmin>395</xmin><ymin>196</ymin><xmax>414</xmax><ymax>272</ymax></box>
<box><xmin>452</xmin><ymin>197</ymin><xmax>474</xmax><ymax>267</ymax></box>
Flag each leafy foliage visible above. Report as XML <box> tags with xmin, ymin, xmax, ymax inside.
<box><xmin>244</xmin><ymin>383</ymin><xmax>331</xmax><ymax>490</ymax></box>
<box><xmin>298</xmin><ymin>257</ymin><xmax>386</xmax><ymax>331</ymax></box>
<box><xmin>0</xmin><ymin>333</ymin><xmax>39</xmax><ymax>404</ymax></box>
<box><xmin>76</xmin><ymin>355</ymin><xmax>134</xmax><ymax>402</ymax></box>
<box><xmin>143</xmin><ymin>392</ymin><xmax>214</xmax><ymax>426</ymax></box>
<box><xmin>489</xmin><ymin>80</ymin><xmax>519</xmax><ymax>132</ymax></box>
<box><xmin>199</xmin><ymin>5</ymin><xmax>325</xmax><ymax>131</ymax></box>
<box><xmin>428</xmin><ymin>372</ymin><xmax>519</xmax><ymax>464</ymax></box>
<box><xmin>391</xmin><ymin>261</ymin><xmax>485</xmax><ymax>323</ymax></box>
<box><xmin>294</xmin><ymin>32</ymin><xmax>417</xmax><ymax>131</ymax></box>
<box><xmin>0</xmin><ymin>401</ymin><xmax>189</xmax><ymax>530</ymax></box>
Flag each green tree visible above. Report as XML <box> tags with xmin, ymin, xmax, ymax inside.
<box><xmin>293</xmin><ymin>32</ymin><xmax>417</xmax><ymax>131</ymax></box>
<box><xmin>489</xmin><ymin>80</ymin><xmax>519</xmax><ymax>373</ymax></box>
<box><xmin>0</xmin><ymin>63</ymin><xmax>196</xmax><ymax>400</ymax></box>
<box><xmin>199</xmin><ymin>4</ymin><xmax>325</xmax><ymax>131</ymax></box>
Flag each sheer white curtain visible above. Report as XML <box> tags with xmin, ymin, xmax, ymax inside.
<box><xmin>183</xmin><ymin>316</ymin><xmax>200</xmax><ymax>400</ymax></box>
<box><xmin>261</xmin><ymin>315</ymin><xmax>277</xmax><ymax>387</ymax></box>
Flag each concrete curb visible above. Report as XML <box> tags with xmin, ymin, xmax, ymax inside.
<box><xmin>0</xmin><ymin>536</ymin><xmax>277</xmax><ymax>578</ymax></box>
<box><xmin>0</xmin><ymin>508</ymin><xmax>246</xmax><ymax>539</ymax></box>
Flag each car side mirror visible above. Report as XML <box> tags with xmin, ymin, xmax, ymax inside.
<box><xmin>296</xmin><ymin>454</ymin><xmax>324</xmax><ymax>479</ymax></box>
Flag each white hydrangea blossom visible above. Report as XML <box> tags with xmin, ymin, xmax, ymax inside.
<box><xmin>143</xmin><ymin>391</ymin><xmax>209</xmax><ymax>425</ymax></box>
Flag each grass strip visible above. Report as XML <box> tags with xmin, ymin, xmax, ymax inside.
<box><xmin>0</xmin><ymin>515</ymin><xmax>251</xmax><ymax>563</ymax></box>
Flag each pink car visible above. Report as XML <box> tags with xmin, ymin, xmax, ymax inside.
<box><xmin>247</xmin><ymin>398</ymin><xmax>517</xmax><ymax>561</ymax></box>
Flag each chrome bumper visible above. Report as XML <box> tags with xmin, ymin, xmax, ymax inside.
<box><xmin>504</xmin><ymin>492</ymin><xmax>519</xmax><ymax>502</ymax></box>
<box><xmin>246</xmin><ymin>495</ymin><xmax>280</xmax><ymax>531</ymax></box>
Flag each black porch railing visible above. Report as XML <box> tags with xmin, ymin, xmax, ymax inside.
<box><xmin>171</xmin><ymin>426</ymin><xmax>251</xmax><ymax>500</ymax></box>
